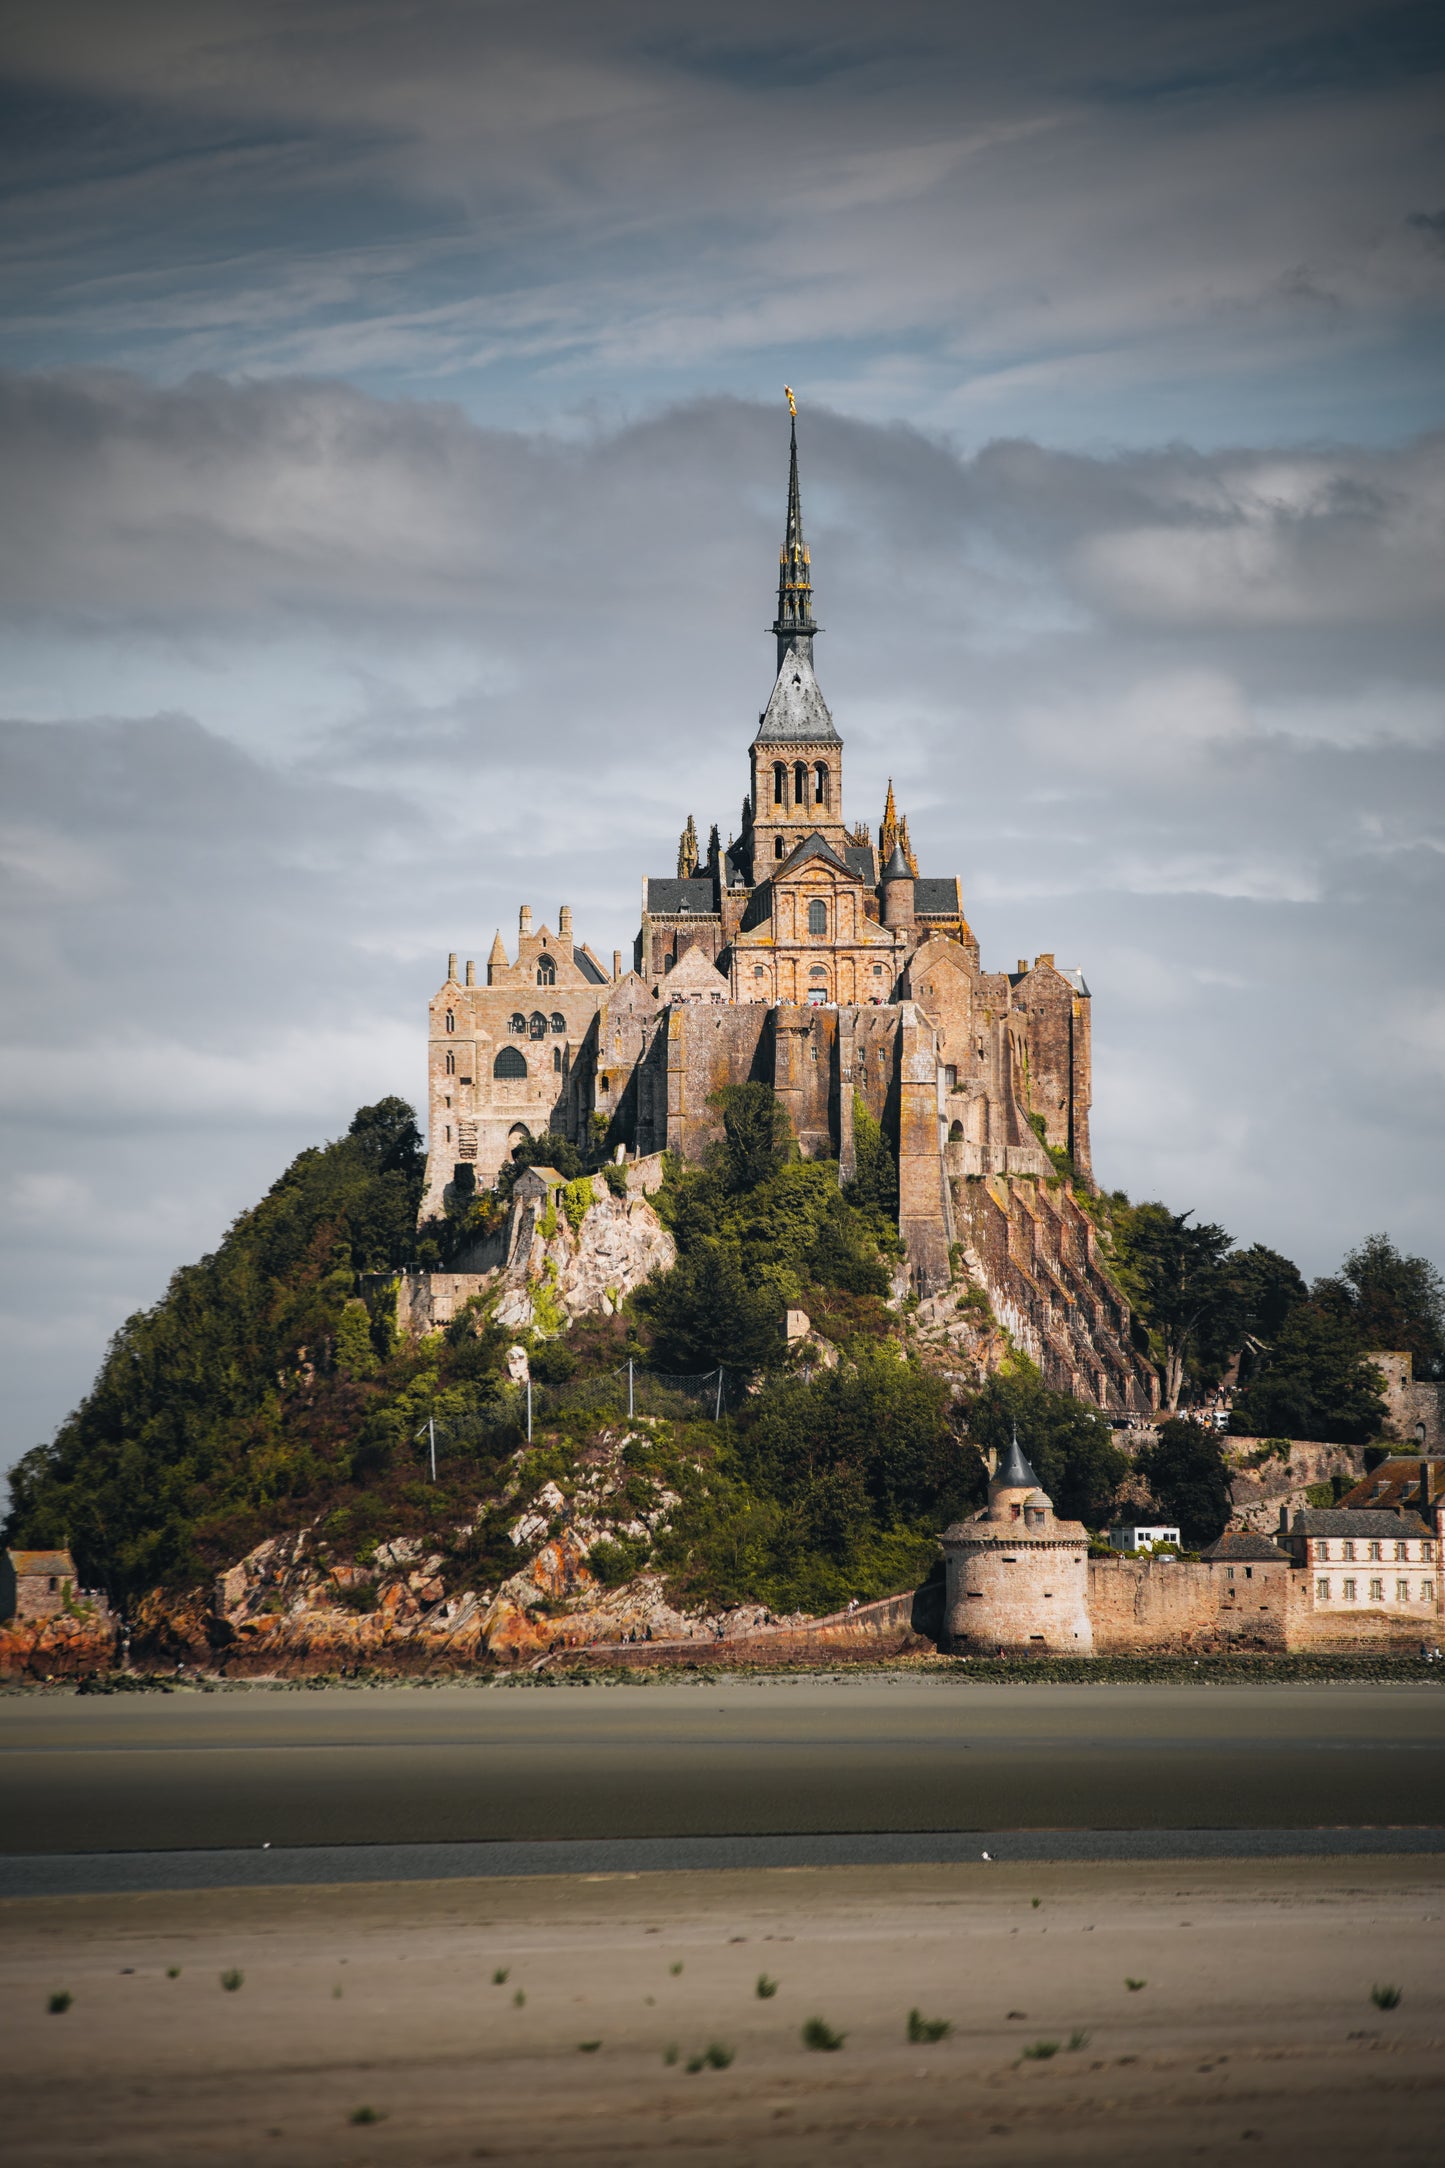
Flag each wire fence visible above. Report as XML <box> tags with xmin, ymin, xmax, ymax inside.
<box><xmin>413</xmin><ymin>1360</ymin><xmax>740</xmax><ymax>1471</ymax></box>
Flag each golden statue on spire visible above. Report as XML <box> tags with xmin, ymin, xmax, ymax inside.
<box><xmin>784</xmin><ymin>385</ymin><xmax>797</xmax><ymax>417</ymax></box>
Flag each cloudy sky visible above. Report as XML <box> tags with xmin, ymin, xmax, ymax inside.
<box><xmin>2</xmin><ymin>0</ymin><xmax>1443</xmax><ymax>1474</ymax></box>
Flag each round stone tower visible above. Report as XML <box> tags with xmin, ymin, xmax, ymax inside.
<box><xmin>942</xmin><ymin>1433</ymin><xmax>1093</xmax><ymax>1654</ymax></box>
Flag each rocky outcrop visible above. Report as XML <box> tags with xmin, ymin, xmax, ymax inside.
<box><xmin>395</xmin><ymin>1159</ymin><xmax>675</xmax><ymax>1339</ymax></box>
<box><xmin>0</xmin><ymin>1609</ymin><xmax>117</xmax><ymax>1679</ymax></box>
<box><xmin>1226</xmin><ymin>1437</ymin><xmax>1366</xmax><ymax>1532</ymax></box>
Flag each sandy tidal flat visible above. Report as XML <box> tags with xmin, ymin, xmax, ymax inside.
<box><xmin>2</xmin><ymin>1860</ymin><xmax>1442</xmax><ymax>2165</ymax></box>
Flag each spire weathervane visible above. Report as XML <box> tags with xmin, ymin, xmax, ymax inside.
<box><xmin>772</xmin><ymin>385</ymin><xmax>818</xmax><ymax>671</ymax></box>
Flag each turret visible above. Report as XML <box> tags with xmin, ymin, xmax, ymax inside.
<box><xmin>882</xmin><ymin>842</ymin><xmax>914</xmax><ymax>931</ymax></box>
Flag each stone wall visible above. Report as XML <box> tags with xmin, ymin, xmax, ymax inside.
<box><xmin>1088</xmin><ymin>1557</ymin><xmax>1288</xmax><ymax>1654</ymax></box>
<box><xmin>1226</xmin><ymin>1439</ymin><xmax>1365</xmax><ymax>1531</ymax></box>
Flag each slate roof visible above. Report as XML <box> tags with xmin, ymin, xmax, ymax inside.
<box><xmin>1199</xmin><ymin>1531</ymin><xmax>1289</xmax><ymax>1562</ymax></box>
<box><xmin>1336</xmin><ymin>1460</ymin><xmax>1443</xmax><ymax>1513</ymax></box>
<box><xmin>995</xmin><ymin>1435</ymin><xmax>1040</xmax><ymax>1488</ymax></box>
<box><xmin>6</xmin><ymin>1549</ymin><xmax>76</xmax><ymax>1577</ymax></box>
<box><xmin>777</xmin><ymin>833</ymin><xmax>854</xmax><ymax>878</ymax></box>
<box><xmin>915</xmin><ymin>877</ymin><xmax>963</xmax><ymax>915</ymax></box>
<box><xmin>645</xmin><ymin>878</ymin><xmax>717</xmax><ymax>916</ymax></box>
<box><xmin>843</xmin><ymin>843</ymin><xmax>877</xmax><ymax>884</ymax></box>
<box><xmin>1286</xmin><ymin>1508</ymin><xmax>1433</xmax><ymax>1538</ymax></box>
<box><xmin>573</xmin><ymin>946</ymin><xmax>607</xmax><ymax>984</ymax></box>
<box><xmin>882</xmin><ymin>842</ymin><xmax>911</xmax><ymax>880</ymax></box>
<box><xmin>754</xmin><ymin>648</ymin><xmax>840</xmax><ymax>744</ymax></box>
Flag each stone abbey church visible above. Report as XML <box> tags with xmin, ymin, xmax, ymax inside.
<box><xmin>421</xmin><ymin>409</ymin><xmax>1156</xmax><ymax>1413</ymax></box>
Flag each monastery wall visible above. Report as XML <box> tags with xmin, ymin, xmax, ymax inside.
<box><xmin>1088</xmin><ymin>1558</ymin><xmax>1288</xmax><ymax>1654</ymax></box>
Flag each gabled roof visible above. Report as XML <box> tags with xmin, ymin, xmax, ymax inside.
<box><xmin>645</xmin><ymin>877</ymin><xmax>717</xmax><ymax>916</ymax></box>
<box><xmin>1287</xmin><ymin>1508</ymin><xmax>1433</xmax><ymax>1538</ymax></box>
<box><xmin>776</xmin><ymin>832</ymin><xmax>856</xmax><ymax>879</ymax></box>
<box><xmin>843</xmin><ymin>843</ymin><xmax>877</xmax><ymax>883</ymax></box>
<box><xmin>1199</xmin><ymin>1530</ymin><xmax>1289</xmax><ymax>1562</ymax></box>
<box><xmin>754</xmin><ymin>647</ymin><xmax>839</xmax><ymax>744</ymax></box>
<box><xmin>573</xmin><ymin>946</ymin><xmax>608</xmax><ymax>985</ymax></box>
<box><xmin>6</xmin><ymin>1550</ymin><xmax>76</xmax><ymax>1576</ymax></box>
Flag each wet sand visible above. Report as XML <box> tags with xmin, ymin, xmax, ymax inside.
<box><xmin>2</xmin><ymin>1859</ymin><xmax>1441</xmax><ymax>2165</ymax></box>
<box><xmin>5</xmin><ymin>1679</ymin><xmax>1444</xmax><ymax>1850</ymax></box>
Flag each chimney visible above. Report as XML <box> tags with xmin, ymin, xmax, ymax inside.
<box><xmin>1017</xmin><ymin>959</ymin><xmax>1028</xmax><ymax>976</ymax></box>
<box><xmin>519</xmin><ymin>904</ymin><xmax>533</xmax><ymax>937</ymax></box>
<box><xmin>1277</xmin><ymin>1504</ymin><xmax>1290</xmax><ymax>1534</ymax></box>
<box><xmin>464</xmin><ymin>959</ymin><xmax>475</xmax><ymax>987</ymax></box>
<box><xmin>613</xmin><ymin>949</ymin><xmax>623</xmax><ymax>981</ymax></box>
<box><xmin>447</xmin><ymin>952</ymin><xmax>458</xmax><ymax>983</ymax></box>
<box><xmin>1036</xmin><ymin>951</ymin><xmax>1054</xmax><ymax>968</ymax></box>
<box><xmin>559</xmin><ymin>904</ymin><xmax>573</xmax><ymax>942</ymax></box>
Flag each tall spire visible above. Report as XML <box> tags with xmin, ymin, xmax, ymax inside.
<box><xmin>771</xmin><ymin>387</ymin><xmax>819</xmax><ymax>672</ymax></box>
<box><xmin>878</xmin><ymin>778</ymin><xmax>900</xmax><ymax>862</ymax></box>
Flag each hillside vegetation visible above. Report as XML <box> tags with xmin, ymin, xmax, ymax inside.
<box><xmin>6</xmin><ymin>1087</ymin><xmax>1433</xmax><ymax>1621</ymax></box>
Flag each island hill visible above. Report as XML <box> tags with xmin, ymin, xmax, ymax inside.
<box><xmin>5</xmin><ymin>411</ymin><xmax>1444</xmax><ymax>1679</ymax></box>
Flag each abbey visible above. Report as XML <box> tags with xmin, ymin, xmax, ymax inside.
<box><xmin>420</xmin><ymin>406</ymin><xmax>1153</xmax><ymax>1411</ymax></box>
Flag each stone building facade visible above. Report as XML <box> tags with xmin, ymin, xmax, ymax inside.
<box><xmin>419</xmin><ymin>406</ymin><xmax>1154</xmax><ymax>1410</ymax></box>
<box><xmin>943</xmin><ymin>1454</ymin><xmax>1443</xmax><ymax>1655</ymax></box>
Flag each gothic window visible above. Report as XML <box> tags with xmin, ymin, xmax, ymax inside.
<box><xmin>509</xmin><ymin>1012</ymin><xmax>526</xmax><ymax>1035</ymax></box>
<box><xmin>814</xmin><ymin>761</ymin><xmax>828</xmax><ymax>805</ymax></box>
<box><xmin>550</xmin><ymin>1012</ymin><xmax>566</xmax><ymax>1033</ymax></box>
<box><xmin>493</xmin><ymin>1046</ymin><xmax>527</xmax><ymax>1079</ymax></box>
<box><xmin>793</xmin><ymin>761</ymin><xmax>807</xmax><ymax>805</ymax></box>
<box><xmin>536</xmin><ymin>954</ymin><xmax>556</xmax><ymax>985</ymax></box>
<box><xmin>553</xmin><ymin>1046</ymin><xmax>562</xmax><ymax>1072</ymax></box>
<box><xmin>807</xmin><ymin>898</ymin><xmax>827</xmax><ymax>937</ymax></box>
<box><xmin>528</xmin><ymin>1011</ymin><xmax>547</xmax><ymax>1038</ymax></box>
<box><xmin>445</xmin><ymin>1009</ymin><xmax>455</xmax><ymax>1034</ymax></box>
<box><xmin>773</xmin><ymin>762</ymin><xmax>787</xmax><ymax>805</ymax></box>
<box><xmin>445</xmin><ymin>1051</ymin><xmax>455</xmax><ymax>1074</ymax></box>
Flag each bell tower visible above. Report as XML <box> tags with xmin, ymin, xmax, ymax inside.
<box><xmin>749</xmin><ymin>392</ymin><xmax>847</xmax><ymax>871</ymax></box>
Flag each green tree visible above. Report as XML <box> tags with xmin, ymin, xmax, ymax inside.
<box><xmin>1313</xmin><ymin>1233</ymin><xmax>1445</xmax><ymax>1381</ymax></box>
<box><xmin>638</xmin><ymin>1242</ymin><xmax>781</xmax><ymax>1372</ymax></box>
<box><xmin>1113</xmin><ymin>1203</ymin><xmax>1237</xmax><ymax>1411</ymax></box>
<box><xmin>964</xmin><ymin>1370</ymin><xmax>1128</xmax><ymax>1527</ymax></box>
<box><xmin>843</xmin><ymin>1095</ymin><xmax>899</xmax><ymax>1226</ymax></box>
<box><xmin>713</xmin><ymin>1082</ymin><xmax>792</xmax><ymax>1192</ymax></box>
<box><xmin>1230</xmin><ymin>1304</ymin><xmax>1389</xmax><ymax>1444</ymax></box>
<box><xmin>1135</xmin><ymin>1419</ymin><xmax>1233</xmax><ymax>1548</ymax></box>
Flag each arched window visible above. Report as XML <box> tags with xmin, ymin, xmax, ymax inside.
<box><xmin>528</xmin><ymin>1011</ymin><xmax>547</xmax><ymax>1038</ymax></box>
<box><xmin>445</xmin><ymin>1050</ymin><xmax>455</xmax><ymax>1075</ymax></box>
<box><xmin>552</xmin><ymin>1045</ymin><xmax>562</xmax><ymax>1072</ymax></box>
<box><xmin>550</xmin><ymin>1012</ymin><xmax>566</xmax><ymax>1033</ymax></box>
<box><xmin>773</xmin><ymin>762</ymin><xmax>787</xmax><ymax>805</ymax></box>
<box><xmin>814</xmin><ymin>761</ymin><xmax>828</xmax><ymax>805</ymax></box>
<box><xmin>807</xmin><ymin>898</ymin><xmax>827</xmax><ymax>937</ymax></box>
<box><xmin>774</xmin><ymin>836</ymin><xmax>785</xmax><ymax>859</ymax></box>
<box><xmin>509</xmin><ymin>1012</ymin><xmax>526</xmax><ymax>1035</ymax></box>
<box><xmin>493</xmin><ymin>1046</ymin><xmax>527</xmax><ymax>1078</ymax></box>
<box><xmin>809</xmin><ymin>964</ymin><xmax>828</xmax><ymax>979</ymax></box>
<box><xmin>793</xmin><ymin>760</ymin><xmax>807</xmax><ymax>805</ymax></box>
<box><xmin>445</xmin><ymin>1008</ymin><xmax>455</xmax><ymax>1034</ymax></box>
<box><xmin>949</xmin><ymin>1120</ymin><xmax>965</xmax><ymax>1142</ymax></box>
<box><xmin>536</xmin><ymin>954</ymin><xmax>556</xmax><ymax>985</ymax></box>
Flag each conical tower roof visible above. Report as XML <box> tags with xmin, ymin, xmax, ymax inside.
<box><xmin>994</xmin><ymin>1429</ymin><xmax>1040</xmax><ymax>1490</ymax></box>
<box><xmin>883</xmin><ymin>841</ymin><xmax>912</xmax><ymax>881</ymax></box>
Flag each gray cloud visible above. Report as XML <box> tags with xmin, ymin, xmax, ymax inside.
<box><xmin>1</xmin><ymin>372</ymin><xmax>1442</xmax><ymax>1474</ymax></box>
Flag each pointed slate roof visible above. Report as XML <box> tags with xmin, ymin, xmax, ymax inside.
<box><xmin>776</xmin><ymin>832</ymin><xmax>854</xmax><ymax>878</ymax></box>
<box><xmin>994</xmin><ymin>1432</ymin><xmax>1040</xmax><ymax>1489</ymax></box>
<box><xmin>754</xmin><ymin>644</ymin><xmax>839</xmax><ymax>744</ymax></box>
<box><xmin>882</xmin><ymin>842</ymin><xmax>912</xmax><ymax>881</ymax></box>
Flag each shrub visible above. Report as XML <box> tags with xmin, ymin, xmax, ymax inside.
<box><xmin>1370</xmin><ymin>1984</ymin><xmax>1402</xmax><ymax>2010</ymax></box>
<box><xmin>756</xmin><ymin>1974</ymin><xmax>779</xmax><ymax>1999</ymax></box>
<box><xmin>1124</xmin><ymin>1977</ymin><xmax>1146</xmax><ymax>1992</ymax></box>
<box><xmin>602</xmin><ymin>1163</ymin><xmax>629</xmax><ymax>1198</ymax></box>
<box><xmin>802</xmin><ymin>2017</ymin><xmax>845</xmax><ymax>2052</ymax></box>
<box><xmin>907</xmin><ymin>2008</ymin><xmax>951</xmax><ymax>2043</ymax></box>
<box><xmin>577</xmin><ymin>2039</ymin><xmax>601</xmax><ymax>2053</ymax></box>
<box><xmin>349</xmin><ymin>2106</ymin><xmax>382</xmax><ymax>2124</ymax></box>
<box><xmin>47</xmin><ymin>1990</ymin><xmax>72</xmax><ymax>2014</ymax></box>
<box><xmin>1021</xmin><ymin>2040</ymin><xmax>1060</xmax><ymax>2060</ymax></box>
<box><xmin>221</xmin><ymin>1969</ymin><xmax>244</xmax><ymax>1992</ymax></box>
<box><xmin>336</xmin><ymin>1578</ymin><xmax>379</xmax><ymax>1613</ymax></box>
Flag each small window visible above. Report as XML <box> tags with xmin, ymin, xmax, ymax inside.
<box><xmin>793</xmin><ymin>760</ymin><xmax>807</xmax><ymax>805</ymax></box>
<box><xmin>753</xmin><ymin>965</ymin><xmax>764</xmax><ymax>978</ymax></box>
<box><xmin>550</xmin><ymin>1012</ymin><xmax>566</xmax><ymax>1033</ymax></box>
<box><xmin>1396</xmin><ymin>1579</ymin><xmax>1410</xmax><ymax>1601</ymax></box>
<box><xmin>529</xmin><ymin>1011</ymin><xmax>547</xmax><ymax>1039</ymax></box>
<box><xmin>493</xmin><ymin>1046</ymin><xmax>527</xmax><ymax>1079</ymax></box>
<box><xmin>1369</xmin><ymin>1577</ymin><xmax>1384</xmax><ymax>1602</ymax></box>
<box><xmin>773</xmin><ymin>761</ymin><xmax>787</xmax><ymax>805</ymax></box>
<box><xmin>813</xmin><ymin>761</ymin><xmax>828</xmax><ymax>805</ymax></box>
<box><xmin>459</xmin><ymin>1075</ymin><xmax>471</xmax><ymax>1086</ymax></box>
<box><xmin>807</xmin><ymin>898</ymin><xmax>827</xmax><ymax>936</ymax></box>
<box><xmin>944</xmin><ymin>1065</ymin><xmax>957</xmax><ymax>1090</ymax></box>
<box><xmin>1368</xmin><ymin>1540</ymin><xmax>1381</xmax><ymax>1561</ymax></box>
<box><xmin>1245</xmin><ymin>1566</ymin><xmax>1253</xmax><ymax>1580</ymax></box>
<box><xmin>775</xmin><ymin>837</ymin><xmax>785</xmax><ymax>859</ymax></box>
<box><xmin>445</xmin><ymin>1050</ymin><xmax>455</xmax><ymax>1074</ymax></box>
<box><xmin>600</xmin><ymin>1074</ymin><xmax>610</xmax><ymax>1094</ymax></box>
<box><xmin>949</xmin><ymin>1120</ymin><xmax>964</xmax><ymax>1141</ymax></box>
<box><xmin>1226</xmin><ymin>1566</ymin><xmax>1234</xmax><ymax>1581</ymax></box>
<box><xmin>1316</xmin><ymin>1578</ymin><xmax>1330</xmax><ymax>1600</ymax></box>
<box><xmin>509</xmin><ymin>1012</ymin><xmax>527</xmax><ymax>1035</ymax></box>
<box><xmin>553</xmin><ymin>1046</ymin><xmax>562</xmax><ymax>1072</ymax></box>
<box><xmin>445</xmin><ymin>1008</ymin><xmax>455</xmax><ymax>1034</ymax></box>
<box><xmin>1395</xmin><ymin>1541</ymin><xmax>1408</xmax><ymax>1561</ymax></box>
<box><xmin>809</xmin><ymin>964</ymin><xmax>827</xmax><ymax>979</ymax></box>
<box><xmin>1424</xmin><ymin>1579</ymin><xmax>1436</xmax><ymax>1600</ymax></box>
<box><xmin>1343</xmin><ymin>1577</ymin><xmax>1357</xmax><ymax>1600</ymax></box>
<box><xmin>872</xmin><ymin>963</ymin><xmax>883</xmax><ymax>975</ymax></box>
<box><xmin>1342</xmin><ymin>1541</ymin><xmax>1355</xmax><ymax>1561</ymax></box>
<box><xmin>537</xmin><ymin>955</ymin><xmax>556</xmax><ymax>986</ymax></box>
